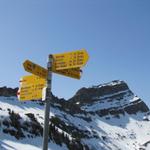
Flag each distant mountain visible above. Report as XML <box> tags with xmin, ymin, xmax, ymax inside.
<box><xmin>0</xmin><ymin>86</ymin><xmax>18</xmax><ymax>97</ymax></box>
<box><xmin>0</xmin><ymin>80</ymin><xmax>150</xmax><ymax>150</ymax></box>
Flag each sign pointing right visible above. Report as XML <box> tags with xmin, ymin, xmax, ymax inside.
<box><xmin>52</xmin><ymin>49</ymin><xmax>89</xmax><ymax>70</ymax></box>
<box><xmin>52</xmin><ymin>67</ymin><xmax>82</xmax><ymax>79</ymax></box>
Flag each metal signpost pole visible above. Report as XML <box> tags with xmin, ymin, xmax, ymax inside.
<box><xmin>20</xmin><ymin>49</ymin><xmax>89</xmax><ymax>149</ymax></box>
<box><xmin>42</xmin><ymin>55</ymin><xmax>53</xmax><ymax>150</ymax></box>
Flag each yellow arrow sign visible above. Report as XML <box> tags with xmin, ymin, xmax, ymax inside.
<box><xmin>18</xmin><ymin>75</ymin><xmax>46</xmax><ymax>101</ymax></box>
<box><xmin>18</xmin><ymin>85</ymin><xmax>43</xmax><ymax>101</ymax></box>
<box><xmin>19</xmin><ymin>75</ymin><xmax>46</xmax><ymax>84</ymax></box>
<box><xmin>23</xmin><ymin>60</ymin><xmax>82</xmax><ymax>79</ymax></box>
<box><xmin>23</xmin><ymin>60</ymin><xmax>48</xmax><ymax>79</ymax></box>
<box><xmin>52</xmin><ymin>67</ymin><xmax>82</xmax><ymax>79</ymax></box>
<box><xmin>52</xmin><ymin>49</ymin><xmax>89</xmax><ymax>70</ymax></box>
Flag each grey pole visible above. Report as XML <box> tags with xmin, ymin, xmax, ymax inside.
<box><xmin>42</xmin><ymin>55</ymin><xmax>53</xmax><ymax>150</ymax></box>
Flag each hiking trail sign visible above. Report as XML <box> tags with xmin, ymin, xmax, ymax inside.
<box><xmin>19</xmin><ymin>49</ymin><xmax>89</xmax><ymax>150</ymax></box>
<box><xmin>52</xmin><ymin>49</ymin><xmax>89</xmax><ymax>70</ymax></box>
<box><xmin>23</xmin><ymin>60</ymin><xmax>82</xmax><ymax>80</ymax></box>
<box><xmin>23</xmin><ymin>49</ymin><xmax>89</xmax><ymax>80</ymax></box>
<box><xmin>23</xmin><ymin>60</ymin><xmax>48</xmax><ymax>79</ymax></box>
<box><xmin>18</xmin><ymin>75</ymin><xmax>46</xmax><ymax>101</ymax></box>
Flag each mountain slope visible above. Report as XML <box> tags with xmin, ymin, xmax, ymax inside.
<box><xmin>0</xmin><ymin>80</ymin><xmax>150</xmax><ymax>150</ymax></box>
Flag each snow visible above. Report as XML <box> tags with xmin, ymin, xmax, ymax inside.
<box><xmin>76</xmin><ymin>102</ymin><xmax>80</xmax><ymax>105</ymax></box>
<box><xmin>92</xmin><ymin>80</ymin><xmax>123</xmax><ymax>89</ymax></box>
<box><xmin>81</xmin><ymin>90</ymin><xmax>137</xmax><ymax>112</ymax></box>
<box><xmin>145</xmin><ymin>144</ymin><xmax>150</xmax><ymax>150</ymax></box>
<box><xmin>0</xmin><ymin>96</ymin><xmax>68</xmax><ymax>150</ymax></box>
<box><xmin>0</xmin><ymin>93</ymin><xmax>150</xmax><ymax>150</ymax></box>
<box><xmin>0</xmin><ymin>138</ymin><xmax>67</xmax><ymax>150</ymax></box>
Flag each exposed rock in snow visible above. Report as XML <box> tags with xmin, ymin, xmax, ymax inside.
<box><xmin>0</xmin><ymin>80</ymin><xmax>150</xmax><ymax>150</ymax></box>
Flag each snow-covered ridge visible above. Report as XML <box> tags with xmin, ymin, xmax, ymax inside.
<box><xmin>69</xmin><ymin>80</ymin><xmax>130</xmax><ymax>106</ymax></box>
<box><xmin>91</xmin><ymin>80</ymin><xmax>124</xmax><ymax>89</ymax></box>
<box><xmin>0</xmin><ymin>80</ymin><xmax>150</xmax><ymax>150</ymax></box>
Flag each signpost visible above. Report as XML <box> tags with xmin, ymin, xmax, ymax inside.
<box><xmin>52</xmin><ymin>67</ymin><xmax>82</xmax><ymax>79</ymax></box>
<box><xmin>23</xmin><ymin>60</ymin><xmax>83</xmax><ymax>80</ymax></box>
<box><xmin>19</xmin><ymin>75</ymin><xmax>46</xmax><ymax>84</ymax></box>
<box><xmin>18</xmin><ymin>84</ymin><xmax>44</xmax><ymax>100</ymax></box>
<box><xmin>52</xmin><ymin>49</ymin><xmax>89</xmax><ymax>70</ymax></box>
<box><xmin>18</xmin><ymin>75</ymin><xmax>46</xmax><ymax>101</ymax></box>
<box><xmin>23</xmin><ymin>60</ymin><xmax>48</xmax><ymax>79</ymax></box>
<box><xmin>19</xmin><ymin>49</ymin><xmax>89</xmax><ymax>150</ymax></box>
<box><xmin>42</xmin><ymin>55</ymin><xmax>53</xmax><ymax>150</ymax></box>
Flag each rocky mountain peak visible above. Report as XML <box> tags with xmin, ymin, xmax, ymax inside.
<box><xmin>0</xmin><ymin>80</ymin><xmax>150</xmax><ymax>150</ymax></box>
<box><xmin>0</xmin><ymin>86</ymin><xmax>18</xmax><ymax>97</ymax></box>
<box><xmin>69</xmin><ymin>80</ymin><xmax>130</xmax><ymax>105</ymax></box>
<box><xmin>68</xmin><ymin>80</ymin><xmax>149</xmax><ymax>117</ymax></box>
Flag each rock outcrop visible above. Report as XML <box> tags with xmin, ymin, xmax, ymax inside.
<box><xmin>0</xmin><ymin>86</ymin><xmax>18</xmax><ymax>97</ymax></box>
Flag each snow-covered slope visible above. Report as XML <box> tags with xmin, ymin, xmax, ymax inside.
<box><xmin>0</xmin><ymin>96</ymin><xmax>68</xmax><ymax>150</ymax></box>
<box><xmin>0</xmin><ymin>80</ymin><xmax>150</xmax><ymax>150</ymax></box>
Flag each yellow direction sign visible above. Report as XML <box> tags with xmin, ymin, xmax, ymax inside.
<box><xmin>52</xmin><ymin>49</ymin><xmax>89</xmax><ymax>70</ymax></box>
<box><xmin>23</xmin><ymin>60</ymin><xmax>48</xmax><ymax>79</ymax></box>
<box><xmin>23</xmin><ymin>60</ymin><xmax>81</xmax><ymax>79</ymax></box>
<box><xmin>52</xmin><ymin>68</ymin><xmax>82</xmax><ymax>79</ymax></box>
<box><xmin>19</xmin><ymin>74</ymin><xmax>46</xmax><ymax>84</ymax></box>
<box><xmin>18</xmin><ymin>75</ymin><xmax>46</xmax><ymax>101</ymax></box>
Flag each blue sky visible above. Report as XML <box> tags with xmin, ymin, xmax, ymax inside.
<box><xmin>0</xmin><ymin>0</ymin><xmax>150</xmax><ymax>106</ymax></box>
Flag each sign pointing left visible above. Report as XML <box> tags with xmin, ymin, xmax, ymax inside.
<box><xmin>23</xmin><ymin>60</ymin><xmax>48</xmax><ymax>79</ymax></box>
<box><xmin>18</xmin><ymin>75</ymin><xmax>46</xmax><ymax>101</ymax></box>
<box><xmin>23</xmin><ymin>59</ymin><xmax>82</xmax><ymax>79</ymax></box>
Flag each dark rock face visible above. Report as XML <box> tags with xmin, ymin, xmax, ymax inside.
<box><xmin>68</xmin><ymin>80</ymin><xmax>149</xmax><ymax>116</ymax></box>
<box><xmin>95</xmin><ymin>107</ymin><xmax>125</xmax><ymax>118</ymax></box>
<box><xmin>69</xmin><ymin>80</ymin><xmax>129</xmax><ymax>105</ymax></box>
<box><xmin>95</xmin><ymin>100</ymin><xmax>149</xmax><ymax>118</ymax></box>
<box><xmin>124</xmin><ymin>100</ymin><xmax>149</xmax><ymax>114</ymax></box>
<box><xmin>0</xmin><ymin>86</ymin><xmax>18</xmax><ymax>97</ymax></box>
